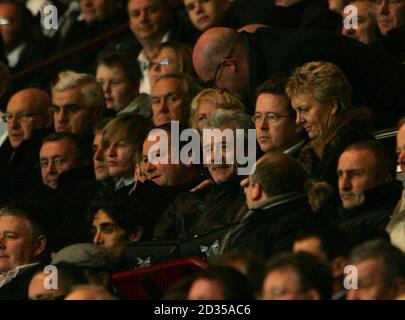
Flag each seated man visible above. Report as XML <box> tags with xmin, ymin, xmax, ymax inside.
<box><xmin>89</xmin><ymin>199</ymin><xmax>146</xmax><ymax>271</ymax></box>
<box><xmin>0</xmin><ymin>0</ymin><xmax>54</xmax><ymax>74</ymax></box>
<box><xmin>341</xmin><ymin>0</ymin><xmax>379</xmax><ymax>45</ymax></box>
<box><xmin>347</xmin><ymin>239</ymin><xmax>405</xmax><ymax>300</ymax></box>
<box><xmin>262</xmin><ymin>251</ymin><xmax>333</xmax><ymax>300</ymax></box>
<box><xmin>220</xmin><ymin>152</ymin><xmax>313</xmax><ymax>259</ymax></box>
<box><xmin>51</xmin><ymin>71</ymin><xmax>105</xmax><ymax>143</ymax></box>
<box><xmin>58</xmin><ymin>0</ymin><xmax>128</xmax><ymax>51</ymax></box>
<box><xmin>0</xmin><ymin>88</ymin><xmax>53</xmax><ymax>201</ymax></box>
<box><xmin>376</xmin><ymin>0</ymin><xmax>405</xmax><ymax>66</ymax></box>
<box><xmin>138</xmin><ymin>123</ymin><xmax>203</xmax><ymax>228</ymax></box>
<box><xmin>0</xmin><ymin>202</ymin><xmax>51</xmax><ymax>300</ymax></box>
<box><xmin>39</xmin><ymin>132</ymin><xmax>90</xmax><ymax>190</ymax></box>
<box><xmin>386</xmin><ymin>117</ymin><xmax>405</xmax><ymax>252</ymax></box>
<box><xmin>293</xmin><ymin>225</ymin><xmax>351</xmax><ymax>300</ymax></box>
<box><xmin>153</xmin><ymin>109</ymin><xmax>252</xmax><ymax>240</ymax></box>
<box><xmin>151</xmin><ymin>73</ymin><xmax>202</xmax><ymax>126</ymax></box>
<box><xmin>319</xmin><ymin>140</ymin><xmax>402</xmax><ymax>246</ymax></box>
<box><xmin>253</xmin><ymin>78</ymin><xmax>304</xmax><ymax>156</ymax></box>
<box><xmin>96</xmin><ymin>53</ymin><xmax>151</xmax><ymax>118</ymax></box>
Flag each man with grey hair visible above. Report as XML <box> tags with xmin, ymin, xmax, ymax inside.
<box><xmin>153</xmin><ymin>109</ymin><xmax>252</xmax><ymax>240</ymax></box>
<box><xmin>0</xmin><ymin>202</ymin><xmax>51</xmax><ymax>300</ymax></box>
<box><xmin>347</xmin><ymin>239</ymin><xmax>405</xmax><ymax>300</ymax></box>
<box><xmin>51</xmin><ymin>71</ymin><xmax>106</xmax><ymax>140</ymax></box>
<box><xmin>150</xmin><ymin>72</ymin><xmax>202</xmax><ymax>127</ymax></box>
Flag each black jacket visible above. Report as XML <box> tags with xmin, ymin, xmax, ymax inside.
<box><xmin>243</xmin><ymin>27</ymin><xmax>405</xmax><ymax>128</ymax></box>
<box><xmin>153</xmin><ymin>176</ymin><xmax>246</xmax><ymax>241</ymax></box>
<box><xmin>318</xmin><ymin>181</ymin><xmax>403</xmax><ymax>247</ymax></box>
<box><xmin>221</xmin><ymin>192</ymin><xmax>313</xmax><ymax>259</ymax></box>
<box><xmin>0</xmin><ymin>263</ymin><xmax>47</xmax><ymax>300</ymax></box>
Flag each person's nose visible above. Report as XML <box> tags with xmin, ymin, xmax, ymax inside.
<box><xmin>156</xmin><ymin>99</ymin><xmax>169</xmax><ymax>114</ymax></box>
<box><xmin>379</xmin><ymin>1</ymin><xmax>390</xmax><ymax>15</ymax></box>
<box><xmin>93</xmin><ymin>146</ymin><xmax>105</xmax><ymax>162</ymax></box>
<box><xmin>258</xmin><ymin>116</ymin><xmax>268</xmax><ymax>130</ymax></box>
<box><xmin>144</xmin><ymin>159</ymin><xmax>156</xmax><ymax>174</ymax></box>
<box><xmin>106</xmin><ymin>145</ymin><xmax>117</xmax><ymax>159</ymax></box>
<box><xmin>139</xmin><ymin>9</ymin><xmax>149</xmax><ymax>23</ymax></box>
<box><xmin>0</xmin><ymin>234</ymin><xmax>5</xmax><ymax>249</ymax></box>
<box><xmin>56</xmin><ymin>108</ymin><xmax>69</xmax><ymax>124</ymax></box>
<box><xmin>195</xmin><ymin>1</ymin><xmax>204</xmax><ymax>14</ymax></box>
<box><xmin>296</xmin><ymin>112</ymin><xmax>304</xmax><ymax>125</ymax></box>
<box><xmin>103</xmin><ymin>82</ymin><xmax>111</xmax><ymax>94</ymax></box>
<box><xmin>8</xmin><ymin>116</ymin><xmax>20</xmax><ymax>129</ymax></box>
<box><xmin>93</xmin><ymin>229</ymin><xmax>103</xmax><ymax>245</ymax></box>
<box><xmin>340</xmin><ymin>173</ymin><xmax>352</xmax><ymax>191</ymax></box>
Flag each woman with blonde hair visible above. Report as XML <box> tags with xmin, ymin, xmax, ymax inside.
<box><xmin>286</xmin><ymin>61</ymin><xmax>374</xmax><ymax>189</ymax></box>
<box><xmin>190</xmin><ymin>88</ymin><xmax>245</xmax><ymax>131</ymax></box>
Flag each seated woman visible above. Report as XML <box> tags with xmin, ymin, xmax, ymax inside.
<box><xmin>102</xmin><ymin>114</ymin><xmax>151</xmax><ymax>192</ymax></box>
<box><xmin>286</xmin><ymin>61</ymin><xmax>374</xmax><ymax>190</ymax></box>
<box><xmin>88</xmin><ymin>198</ymin><xmax>147</xmax><ymax>272</ymax></box>
<box><xmin>148</xmin><ymin>42</ymin><xmax>196</xmax><ymax>87</ymax></box>
<box><xmin>190</xmin><ymin>88</ymin><xmax>245</xmax><ymax>132</ymax></box>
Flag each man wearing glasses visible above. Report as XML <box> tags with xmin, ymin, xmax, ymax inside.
<box><xmin>253</xmin><ymin>78</ymin><xmax>305</xmax><ymax>157</ymax></box>
<box><xmin>0</xmin><ymin>88</ymin><xmax>53</xmax><ymax>201</ymax></box>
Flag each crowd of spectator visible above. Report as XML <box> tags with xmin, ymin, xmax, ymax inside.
<box><xmin>0</xmin><ymin>0</ymin><xmax>404</xmax><ymax>300</ymax></box>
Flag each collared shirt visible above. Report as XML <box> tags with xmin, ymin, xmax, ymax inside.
<box><xmin>138</xmin><ymin>32</ymin><xmax>171</xmax><ymax>95</ymax></box>
<box><xmin>6</xmin><ymin>43</ymin><xmax>27</xmax><ymax>68</ymax></box>
<box><xmin>284</xmin><ymin>139</ymin><xmax>306</xmax><ymax>157</ymax></box>
<box><xmin>114</xmin><ymin>177</ymin><xmax>135</xmax><ymax>191</ymax></box>
<box><xmin>0</xmin><ymin>262</ymin><xmax>40</xmax><ymax>288</ymax></box>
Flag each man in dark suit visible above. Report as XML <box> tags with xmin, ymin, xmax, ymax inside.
<box><xmin>192</xmin><ymin>26</ymin><xmax>405</xmax><ymax>129</ymax></box>
<box><xmin>0</xmin><ymin>88</ymin><xmax>53</xmax><ymax>202</ymax></box>
<box><xmin>0</xmin><ymin>202</ymin><xmax>51</xmax><ymax>300</ymax></box>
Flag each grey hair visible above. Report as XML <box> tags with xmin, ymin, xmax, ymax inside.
<box><xmin>205</xmin><ymin>108</ymin><xmax>253</xmax><ymax>131</ymax></box>
<box><xmin>52</xmin><ymin>71</ymin><xmax>105</xmax><ymax>110</ymax></box>
<box><xmin>153</xmin><ymin>72</ymin><xmax>203</xmax><ymax>105</ymax></box>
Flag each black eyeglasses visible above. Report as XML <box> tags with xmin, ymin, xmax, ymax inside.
<box><xmin>203</xmin><ymin>48</ymin><xmax>235</xmax><ymax>89</ymax></box>
<box><xmin>252</xmin><ymin>112</ymin><xmax>293</xmax><ymax>124</ymax></box>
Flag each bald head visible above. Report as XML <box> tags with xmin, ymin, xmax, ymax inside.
<box><xmin>6</xmin><ymin>88</ymin><xmax>52</xmax><ymax>149</ymax></box>
<box><xmin>193</xmin><ymin>28</ymin><xmax>249</xmax><ymax>96</ymax></box>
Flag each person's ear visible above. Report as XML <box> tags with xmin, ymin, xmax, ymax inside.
<box><xmin>330</xmin><ymin>256</ymin><xmax>347</xmax><ymax>279</ymax></box>
<box><xmin>127</xmin><ymin>227</ymin><xmax>143</xmax><ymax>243</ymax></box>
<box><xmin>330</xmin><ymin>98</ymin><xmax>339</xmax><ymax>116</ymax></box>
<box><xmin>33</xmin><ymin>235</ymin><xmax>47</xmax><ymax>258</ymax></box>
<box><xmin>251</xmin><ymin>183</ymin><xmax>262</xmax><ymax>201</ymax></box>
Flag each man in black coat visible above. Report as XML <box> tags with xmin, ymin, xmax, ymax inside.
<box><xmin>192</xmin><ymin>26</ymin><xmax>405</xmax><ymax>129</ymax></box>
<box><xmin>220</xmin><ymin>153</ymin><xmax>313</xmax><ymax>259</ymax></box>
<box><xmin>0</xmin><ymin>88</ymin><xmax>53</xmax><ymax>203</ymax></box>
<box><xmin>317</xmin><ymin>140</ymin><xmax>402</xmax><ymax>247</ymax></box>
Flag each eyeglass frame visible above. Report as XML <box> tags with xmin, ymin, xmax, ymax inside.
<box><xmin>1</xmin><ymin>111</ymin><xmax>47</xmax><ymax>123</ymax></box>
<box><xmin>204</xmin><ymin>48</ymin><xmax>236</xmax><ymax>88</ymax></box>
<box><xmin>148</xmin><ymin>58</ymin><xmax>178</xmax><ymax>70</ymax></box>
<box><xmin>251</xmin><ymin>112</ymin><xmax>293</xmax><ymax>124</ymax></box>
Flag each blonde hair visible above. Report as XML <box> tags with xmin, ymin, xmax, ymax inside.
<box><xmin>286</xmin><ymin>61</ymin><xmax>352</xmax><ymax>115</ymax></box>
<box><xmin>102</xmin><ymin>114</ymin><xmax>151</xmax><ymax>164</ymax></box>
<box><xmin>190</xmin><ymin>89</ymin><xmax>245</xmax><ymax>130</ymax></box>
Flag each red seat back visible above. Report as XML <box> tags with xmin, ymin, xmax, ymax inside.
<box><xmin>111</xmin><ymin>256</ymin><xmax>207</xmax><ymax>300</ymax></box>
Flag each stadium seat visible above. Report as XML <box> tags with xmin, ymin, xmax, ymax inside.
<box><xmin>111</xmin><ymin>256</ymin><xmax>208</xmax><ymax>300</ymax></box>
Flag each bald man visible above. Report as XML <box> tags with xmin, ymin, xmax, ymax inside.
<box><xmin>192</xmin><ymin>27</ymin><xmax>405</xmax><ymax>129</ymax></box>
<box><xmin>0</xmin><ymin>88</ymin><xmax>53</xmax><ymax>201</ymax></box>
